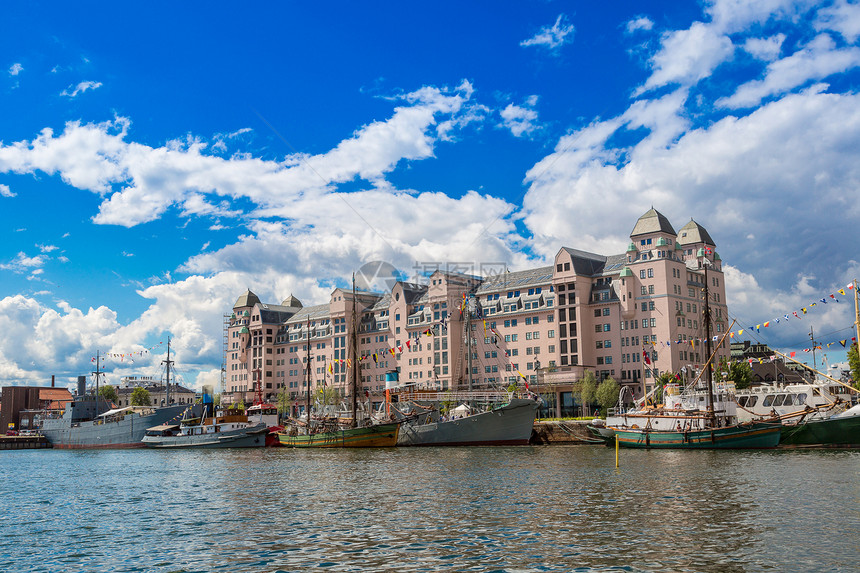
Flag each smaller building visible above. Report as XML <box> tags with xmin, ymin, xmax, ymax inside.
<box><xmin>0</xmin><ymin>386</ymin><xmax>73</xmax><ymax>432</ymax></box>
<box><xmin>115</xmin><ymin>383</ymin><xmax>196</xmax><ymax>407</ymax></box>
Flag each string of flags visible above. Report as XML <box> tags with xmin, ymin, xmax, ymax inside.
<box><xmin>92</xmin><ymin>341</ymin><xmax>166</xmax><ymax>363</ymax></box>
<box><xmin>724</xmin><ymin>282</ymin><xmax>854</xmax><ymax>340</ymax></box>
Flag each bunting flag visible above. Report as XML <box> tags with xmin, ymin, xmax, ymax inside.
<box><xmin>840</xmin><ymin>340</ymin><xmax>847</xmax><ymax>347</ymax></box>
<box><xmin>405</xmin><ymin>340</ymin><xmax>411</xmax><ymax>349</ymax></box>
<box><xmin>347</xmin><ymin>358</ymin><xmax>351</xmax><ymax>368</ymax></box>
<box><xmin>328</xmin><ymin>363</ymin><xmax>333</xmax><ymax>374</ymax></box>
<box><xmin>790</xmin><ymin>351</ymin><xmax>796</xmax><ymax>358</ymax></box>
<box><xmin>372</xmin><ymin>353</ymin><xmax>378</xmax><ymax>363</ymax></box>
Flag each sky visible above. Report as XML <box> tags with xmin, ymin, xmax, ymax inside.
<box><xmin>2</xmin><ymin>0</ymin><xmax>859</xmax><ymax>391</ymax></box>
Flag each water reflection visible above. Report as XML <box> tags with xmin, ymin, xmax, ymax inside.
<box><xmin>0</xmin><ymin>447</ymin><xmax>857</xmax><ymax>572</ymax></box>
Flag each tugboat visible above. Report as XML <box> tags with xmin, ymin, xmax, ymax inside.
<box><xmin>142</xmin><ymin>404</ymin><xmax>267</xmax><ymax>448</ymax></box>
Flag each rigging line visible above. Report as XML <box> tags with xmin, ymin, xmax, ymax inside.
<box><xmin>250</xmin><ymin>107</ymin><xmax>397</xmax><ymax>255</ymax></box>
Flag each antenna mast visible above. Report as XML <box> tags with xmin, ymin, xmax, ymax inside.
<box><xmin>162</xmin><ymin>337</ymin><xmax>173</xmax><ymax>407</ymax></box>
<box><xmin>351</xmin><ymin>273</ymin><xmax>359</xmax><ymax>429</ymax></box>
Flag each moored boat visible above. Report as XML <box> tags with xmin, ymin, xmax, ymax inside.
<box><xmin>278</xmin><ymin>420</ymin><xmax>400</xmax><ymax>447</ymax></box>
<box><xmin>778</xmin><ymin>404</ymin><xmax>860</xmax><ymax>448</ymax></box>
<box><xmin>614</xmin><ymin>420</ymin><xmax>781</xmax><ymax>448</ymax></box>
<box><xmin>393</xmin><ymin>393</ymin><xmax>538</xmax><ymax>446</ymax></box>
<box><xmin>142</xmin><ymin>409</ymin><xmax>268</xmax><ymax>448</ymax></box>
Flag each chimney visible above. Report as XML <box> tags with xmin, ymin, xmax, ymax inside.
<box><xmin>77</xmin><ymin>376</ymin><xmax>86</xmax><ymax>397</ymax></box>
<box><xmin>52</xmin><ymin>375</ymin><xmax>55</xmax><ymax>388</ymax></box>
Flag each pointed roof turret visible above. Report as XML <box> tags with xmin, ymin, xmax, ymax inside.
<box><xmin>233</xmin><ymin>289</ymin><xmax>260</xmax><ymax>309</ymax></box>
<box><xmin>630</xmin><ymin>208</ymin><xmax>675</xmax><ymax>238</ymax></box>
<box><xmin>281</xmin><ymin>294</ymin><xmax>303</xmax><ymax>308</ymax></box>
<box><xmin>677</xmin><ymin>219</ymin><xmax>715</xmax><ymax>246</ymax></box>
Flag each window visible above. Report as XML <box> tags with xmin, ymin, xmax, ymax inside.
<box><xmin>603</xmin><ymin>324</ymin><xmax>611</xmax><ymax>332</ymax></box>
<box><xmin>639</xmin><ymin>270</ymin><xmax>647</xmax><ymax>279</ymax></box>
<box><xmin>603</xmin><ymin>308</ymin><xmax>610</xmax><ymax>316</ymax></box>
<box><xmin>648</xmin><ymin>268</ymin><xmax>654</xmax><ymax>278</ymax></box>
<box><xmin>594</xmin><ymin>309</ymin><xmax>601</xmax><ymax>317</ymax></box>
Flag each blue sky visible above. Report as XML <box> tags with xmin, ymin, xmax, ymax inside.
<box><xmin>2</xmin><ymin>1</ymin><xmax>859</xmax><ymax>390</ymax></box>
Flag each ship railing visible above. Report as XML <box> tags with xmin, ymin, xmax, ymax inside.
<box><xmin>402</xmin><ymin>390</ymin><xmax>515</xmax><ymax>404</ymax></box>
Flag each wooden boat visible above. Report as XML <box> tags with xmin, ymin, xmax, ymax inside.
<box><xmin>614</xmin><ymin>420</ymin><xmax>781</xmax><ymax>448</ymax></box>
<box><xmin>276</xmin><ymin>274</ymin><xmax>402</xmax><ymax>448</ymax></box>
<box><xmin>277</xmin><ymin>420</ymin><xmax>399</xmax><ymax>447</ymax></box>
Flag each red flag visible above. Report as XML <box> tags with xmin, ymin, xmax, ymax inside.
<box><xmin>643</xmin><ymin>349</ymin><xmax>651</xmax><ymax>365</ymax></box>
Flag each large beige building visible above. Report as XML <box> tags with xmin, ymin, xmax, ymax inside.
<box><xmin>223</xmin><ymin>208</ymin><xmax>729</xmax><ymax>416</ymax></box>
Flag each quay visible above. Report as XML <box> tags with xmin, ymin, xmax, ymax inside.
<box><xmin>0</xmin><ymin>435</ymin><xmax>51</xmax><ymax>450</ymax></box>
<box><xmin>531</xmin><ymin>420</ymin><xmax>602</xmax><ymax>444</ymax></box>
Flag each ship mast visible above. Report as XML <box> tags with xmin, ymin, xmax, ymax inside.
<box><xmin>305</xmin><ymin>315</ymin><xmax>312</xmax><ymax>428</ymax></box>
<box><xmin>92</xmin><ymin>350</ymin><xmax>104</xmax><ymax>406</ymax></box>
<box><xmin>162</xmin><ymin>337</ymin><xmax>172</xmax><ymax>407</ymax></box>
<box><xmin>702</xmin><ymin>259</ymin><xmax>715</xmax><ymax>423</ymax></box>
<box><xmin>465</xmin><ymin>295</ymin><xmax>473</xmax><ymax>392</ymax></box>
<box><xmin>351</xmin><ymin>273</ymin><xmax>358</xmax><ymax>429</ymax></box>
<box><xmin>854</xmin><ymin>279</ymin><xmax>860</xmax><ymax>362</ymax></box>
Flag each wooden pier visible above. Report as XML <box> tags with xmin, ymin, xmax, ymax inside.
<box><xmin>0</xmin><ymin>435</ymin><xmax>52</xmax><ymax>450</ymax></box>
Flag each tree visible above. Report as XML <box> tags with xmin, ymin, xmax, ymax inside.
<box><xmin>277</xmin><ymin>386</ymin><xmax>292</xmax><ymax>417</ymax></box>
<box><xmin>595</xmin><ymin>377</ymin><xmax>621</xmax><ymax>417</ymax></box>
<box><xmin>848</xmin><ymin>342</ymin><xmax>860</xmax><ymax>390</ymax></box>
<box><xmin>727</xmin><ymin>360</ymin><xmax>753</xmax><ymax>389</ymax></box>
<box><xmin>98</xmin><ymin>384</ymin><xmax>118</xmax><ymax>404</ymax></box>
<box><xmin>655</xmin><ymin>372</ymin><xmax>674</xmax><ymax>403</ymax></box>
<box><xmin>130</xmin><ymin>387</ymin><xmax>151</xmax><ymax>406</ymax></box>
<box><xmin>314</xmin><ymin>386</ymin><xmax>338</xmax><ymax>408</ymax></box>
<box><xmin>573</xmin><ymin>371</ymin><xmax>597</xmax><ymax>417</ymax></box>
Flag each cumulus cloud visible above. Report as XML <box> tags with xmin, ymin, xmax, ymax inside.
<box><xmin>0</xmin><ymin>252</ymin><xmax>47</xmax><ymax>273</ymax></box>
<box><xmin>636</xmin><ymin>22</ymin><xmax>734</xmax><ymax>95</ymax></box>
<box><xmin>520</xmin><ymin>14</ymin><xmax>575</xmax><ymax>52</ymax></box>
<box><xmin>0</xmin><ymin>183</ymin><xmax>14</xmax><ymax>197</ymax></box>
<box><xmin>0</xmin><ymin>82</ymin><xmax>484</xmax><ymax>228</ymax></box>
<box><xmin>719</xmin><ymin>34</ymin><xmax>860</xmax><ymax>108</ymax></box>
<box><xmin>743</xmin><ymin>34</ymin><xmax>786</xmax><ymax>61</ymax></box>
<box><xmin>60</xmin><ymin>80</ymin><xmax>103</xmax><ymax>97</ymax></box>
<box><xmin>626</xmin><ymin>16</ymin><xmax>654</xmax><ymax>34</ymax></box>
<box><xmin>9</xmin><ymin>63</ymin><xmax>23</xmax><ymax>76</ymax></box>
<box><xmin>814</xmin><ymin>0</ymin><xmax>860</xmax><ymax>43</ymax></box>
<box><xmin>499</xmin><ymin>95</ymin><xmax>541</xmax><ymax>138</ymax></box>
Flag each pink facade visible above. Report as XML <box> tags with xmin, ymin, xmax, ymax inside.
<box><xmin>223</xmin><ymin>208</ymin><xmax>729</xmax><ymax>413</ymax></box>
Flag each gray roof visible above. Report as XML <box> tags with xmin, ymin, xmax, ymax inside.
<box><xmin>677</xmin><ymin>219</ymin><xmax>715</xmax><ymax>246</ymax></box>
<box><xmin>258</xmin><ymin>305</ymin><xmax>298</xmax><ymax>325</ymax></box>
<box><xmin>558</xmin><ymin>248</ymin><xmax>629</xmax><ymax>277</ymax></box>
<box><xmin>630</xmin><ymin>208</ymin><xmax>676</xmax><ymax>238</ymax></box>
<box><xmin>475</xmin><ymin>266</ymin><xmax>553</xmax><ymax>294</ymax></box>
<box><xmin>233</xmin><ymin>289</ymin><xmax>260</xmax><ymax>309</ymax></box>
<box><xmin>280</xmin><ymin>294</ymin><xmax>303</xmax><ymax>308</ymax></box>
<box><xmin>285</xmin><ymin>304</ymin><xmax>331</xmax><ymax>324</ymax></box>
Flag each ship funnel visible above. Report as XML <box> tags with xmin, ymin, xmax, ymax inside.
<box><xmin>77</xmin><ymin>376</ymin><xmax>86</xmax><ymax>396</ymax></box>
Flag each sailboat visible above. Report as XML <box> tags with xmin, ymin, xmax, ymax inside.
<box><xmin>608</xmin><ymin>260</ymin><xmax>782</xmax><ymax>449</ymax></box>
<box><xmin>391</xmin><ymin>292</ymin><xmax>540</xmax><ymax>446</ymax></box>
<box><xmin>277</xmin><ymin>275</ymin><xmax>400</xmax><ymax>447</ymax></box>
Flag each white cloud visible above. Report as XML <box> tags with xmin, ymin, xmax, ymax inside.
<box><xmin>743</xmin><ymin>34</ymin><xmax>786</xmax><ymax>61</ymax></box>
<box><xmin>0</xmin><ymin>251</ymin><xmax>47</xmax><ymax>273</ymax></box>
<box><xmin>0</xmin><ymin>183</ymin><xmax>14</xmax><ymax>197</ymax></box>
<box><xmin>60</xmin><ymin>80</ymin><xmax>103</xmax><ymax>97</ymax></box>
<box><xmin>520</xmin><ymin>14</ymin><xmax>575</xmax><ymax>51</ymax></box>
<box><xmin>815</xmin><ymin>0</ymin><xmax>860</xmax><ymax>43</ymax></box>
<box><xmin>705</xmin><ymin>0</ymin><xmax>820</xmax><ymax>34</ymax></box>
<box><xmin>9</xmin><ymin>63</ymin><xmax>23</xmax><ymax>76</ymax></box>
<box><xmin>37</xmin><ymin>244</ymin><xmax>58</xmax><ymax>253</ymax></box>
<box><xmin>520</xmin><ymin>86</ymin><xmax>860</xmax><ymax>329</ymax></box>
<box><xmin>719</xmin><ymin>35</ymin><xmax>860</xmax><ymax>108</ymax></box>
<box><xmin>499</xmin><ymin>95</ymin><xmax>541</xmax><ymax>138</ymax></box>
<box><xmin>0</xmin><ymin>82</ymin><xmax>484</xmax><ymax>228</ymax></box>
<box><xmin>636</xmin><ymin>22</ymin><xmax>734</xmax><ymax>95</ymax></box>
<box><xmin>626</xmin><ymin>16</ymin><xmax>654</xmax><ymax>34</ymax></box>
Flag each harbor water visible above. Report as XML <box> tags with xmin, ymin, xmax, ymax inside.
<box><xmin>1</xmin><ymin>446</ymin><xmax>857</xmax><ymax>572</ymax></box>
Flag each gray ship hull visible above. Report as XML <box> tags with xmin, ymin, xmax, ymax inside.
<box><xmin>397</xmin><ymin>398</ymin><xmax>538</xmax><ymax>446</ymax></box>
<box><xmin>142</xmin><ymin>423</ymin><xmax>268</xmax><ymax>448</ymax></box>
<box><xmin>41</xmin><ymin>405</ymin><xmax>188</xmax><ymax>449</ymax></box>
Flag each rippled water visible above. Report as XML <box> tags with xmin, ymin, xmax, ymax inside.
<box><xmin>1</xmin><ymin>446</ymin><xmax>857</xmax><ymax>572</ymax></box>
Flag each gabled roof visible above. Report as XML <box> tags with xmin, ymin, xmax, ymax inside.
<box><xmin>677</xmin><ymin>219</ymin><xmax>715</xmax><ymax>246</ymax></box>
<box><xmin>233</xmin><ymin>289</ymin><xmax>260</xmax><ymax>309</ymax></box>
<box><xmin>630</xmin><ymin>208</ymin><xmax>676</xmax><ymax>238</ymax></box>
